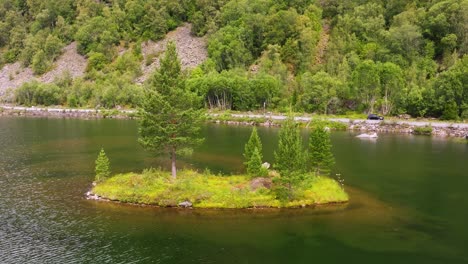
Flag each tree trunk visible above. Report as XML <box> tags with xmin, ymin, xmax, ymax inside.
<box><xmin>171</xmin><ymin>147</ymin><xmax>177</xmax><ymax>179</ymax></box>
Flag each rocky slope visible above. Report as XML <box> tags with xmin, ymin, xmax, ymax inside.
<box><xmin>0</xmin><ymin>24</ymin><xmax>207</xmax><ymax>96</ymax></box>
<box><xmin>0</xmin><ymin>42</ymin><xmax>87</xmax><ymax>97</ymax></box>
<box><xmin>137</xmin><ymin>23</ymin><xmax>207</xmax><ymax>83</ymax></box>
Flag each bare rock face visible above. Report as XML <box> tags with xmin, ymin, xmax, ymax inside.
<box><xmin>40</xmin><ymin>42</ymin><xmax>87</xmax><ymax>83</ymax></box>
<box><xmin>137</xmin><ymin>23</ymin><xmax>207</xmax><ymax>83</ymax></box>
<box><xmin>250</xmin><ymin>177</ymin><xmax>272</xmax><ymax>191</ymax></box>
<box><xmin>0</xmin><ymin>24</ymin><xmax>206</xmax><ymax>97</ymax></box>
<box><xmin>0</xmin><ymin>62</ymin><xmax>34</xmax><ymax>97</ymax></box>
<box><xmin>0</xmin><ymin>42</ymin><xmax>87</xmax><ymax>96</ymax></box>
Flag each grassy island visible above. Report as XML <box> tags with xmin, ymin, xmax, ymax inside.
<box><xmin>91</xmin><ymin>44</ymin><xmax>349</xmax><ymax>209</ymax></box>
<box><xmin>91</xmin><ymin>169</ymin><xmax>348</xmax><ymax>208</ymax></box>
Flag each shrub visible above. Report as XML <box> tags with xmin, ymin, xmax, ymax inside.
<box><xmin>413</xmin><ymin>125</ymin><xmax>432</xmax><ymax>136</ymax></box>
<box><xmin>441</xmin><ymin>101</ymin><xmax>459</xmax><ymax>120</ymax></box>
<box><xmin>44</xmin><ymin>34</ymin><xmax>64</xmax><ymax>58</ymax></box>
<box><xmin>15</xmin><ymin>81</ymin><xmax>62</xmax><ymax>106</ymax></box>
<box><xmin>113</xmin><ymin>51</ymin><xmax>142</xmax><ymax>78</ymax></box>
<box><xmin>86</xmin><ymin>52</ymin><xmax>109</xmax><ymax>71</ymax></box>
<box><xmin>32</xmin><ymin>50</ymin><xmax>50</xmax><ymax>75</ymax></box>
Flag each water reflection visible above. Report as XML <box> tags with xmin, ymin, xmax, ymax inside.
<box><xmin>0</xmin><ymin>117</ymin><xmax>467</xmax><ymax>263</ymax></box>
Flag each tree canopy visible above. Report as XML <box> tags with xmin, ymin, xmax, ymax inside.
<box><xmin>138</xmin><ymin>42</ymin><xmax>204</xmax><ymax>178</ymax></box>
<box><xmin>2</xmin><ymin>0</ymin><xmax>468</xmax><ymax>119</ymax></box>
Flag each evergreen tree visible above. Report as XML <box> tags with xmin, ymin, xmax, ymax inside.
<box><xmin>244</xmin><ymin>127</ymin><xmax>262</xmax><ymax>164</ymax></box>
<box><xmin>95</xmin><ymin>148</ymin><xmax>110</xmax><ymax>182</ymax></box>
<box><xmin>309</xmin><ymin>126</ymin><xmax>335</xmax><ymax>175</ymax></box>
<box><xmin>138</xmin><ymin>42</ymin><xmax>204</xmax><ymax>179</ymax></box>
<box><xmin>246</xmin><ymin>147</ymin><xmax>265</xmax><ymax>177</ymax></box>
<box><xmin>274</xmin><ymin>116</ymin><xmax>305</xmax><ymax>198</ymax></box>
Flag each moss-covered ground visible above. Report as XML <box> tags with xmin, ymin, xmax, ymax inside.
<box><xmin>92</xmin><ymin>169</ymin><xmax>349</xmax><ymax>208</ymax></box>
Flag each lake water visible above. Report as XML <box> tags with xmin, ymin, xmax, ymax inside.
<box><xmin>0</xmin><ymin>117</ymin><xmax>467</xmax><ymax>263</ymax></box>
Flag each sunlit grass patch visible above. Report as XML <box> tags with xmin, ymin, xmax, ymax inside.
<box><xmin>92</xmin><ymin>169</ymin><xmax>348</xmax><ymax>208</ymax></box>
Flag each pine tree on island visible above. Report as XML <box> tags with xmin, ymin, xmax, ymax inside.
<box><xmin>274</xmin><ymin>116</ymin><xmax>306</xmax><ymax>198</ymax></box>
<box><xmin>246</xmin><ymin>147</ymin><xmax>265</xmax><ymax>177</ymax></box>
<box><xmin>95</xmin><ymin>148</ymin><xmax>110</xmax><ymax>182</ymax></box>
<box><xmin>309</xmin><ymin>125</ymin><xmax>335</xmax><ymax>175</ymax></box>
<box><xmin>244</xmin><ymin>127</ymin><xmax>262</xmax><ymax>162</ymax></box>
<box><xmin>138</xmin><ymin>42</ymin><xmax>204</xmax><ymax>179</ymax></box>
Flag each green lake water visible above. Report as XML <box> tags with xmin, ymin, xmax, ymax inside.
<box><xmin>0</xmin><ymin>117</ymin><xmax>467</xmax><ymax>263</ymax></box>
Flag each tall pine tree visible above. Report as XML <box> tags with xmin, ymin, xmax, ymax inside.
<box><xmin>274</xmin><ymin>116</ymin><xmax>305</xmax><ymax>198</ymax></box>
<box><xmin>138</xmin><ymin>42</ymin><xmax>204</xmax><ymax>179</ymax></box>
<box><xmin>244</xmin><ymin>127</ymin><xmax>262</xmax><ymax>164</ymax></box>
<box><xmin>244</xmin><ymin>127</ymin><xmax>265</xmax><ymax>177</ymax></box>
<box><xmin>246</xmin><ymin>147</ymin><xmax>264</xmax><ymax>177</ymax></box>
<box><xmin>309</xmin><ymin>126</ymin><xmax>335</xmax><ymax>175</ymax></box>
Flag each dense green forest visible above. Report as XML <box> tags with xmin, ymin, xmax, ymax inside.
<box><xmin>0</xmin><ymin>0</ymin><xmax>467</xmax><ymax>119</ymax></box>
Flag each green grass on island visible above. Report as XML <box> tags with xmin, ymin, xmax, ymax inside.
<box><xmin>92</xmin><ymin>169</ymin><xmax>349</xmax><ymax>208</ymax></box>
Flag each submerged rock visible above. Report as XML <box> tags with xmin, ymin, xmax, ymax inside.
<box><xmin>356</xmin><ymin>132</ymin><xmax>378</xmax><ymax>138</ymax></box>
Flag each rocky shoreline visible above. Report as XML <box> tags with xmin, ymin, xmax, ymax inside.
<box><xmin>0</xmin><ymin>105</ymin><xmax>135</xmax><ymax>119</ymax></box>
<box><xmin>210</xmin><ymin>117</ymin><xmax>468</xmax><ymax>138</ymax></box>
<box><xmin>1</xmin><ymin>105</ymin><xmax>467</xmax><ymax>138</ymax></box>
<box><xmin>347</xmin><ymin>120</ymin><xmax>468</xmax><ymax>138</ymax></box>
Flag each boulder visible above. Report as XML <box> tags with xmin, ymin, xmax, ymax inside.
<box><xmin>86</xmin><ymin>191</ymin><xmax>100</xmax><ymax>200</ymax></box>
<box><xmin>250</xmin><ymin>177</ymin><xmax>272</xmax><ymax>191</ymax></box>
<box><xmin>178</xmin><ymin>201</ymin><xmax>193</xmax><ymax>208</ymax></box>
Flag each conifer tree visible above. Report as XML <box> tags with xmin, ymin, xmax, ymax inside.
<box><xmin>95</xmin><ymin>148</ymin><xmax>110</xmax><ymax>182</ymax></box>
<box><xmin>246</xmin><ymin>147</ymin><xmax>264</xmax><ymax>177</ymax></box>
<box><xmin>244</xmin><ymin>127</ymin><xmax>262</xmax><ymax>164</ymax></box>
<box><xmin>274</xmin><ymin>116</ymin><xmax>305</xmax><ymax>198</ymax></box>
<box><xmin>138</xmin><ymin>42</ymin><xmax>204</xmax><ymax>179</ymax></box>
<box><xmin>309</xmin><ymin>126</ymin><xmax>335</xmax><ymax>175</ymax></box>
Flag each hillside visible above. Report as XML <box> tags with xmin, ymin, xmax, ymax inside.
<box><xmin>137</xmin><ymin>24</ymin><xmax>207</xmax><ymax>83</ymax></box>
<box><xmin>0</xmin><ymin>42</ymin><xmax>86</xmax><ymax>93</ymax></box>
<box><xmin>0</xmin><ymin>0</ymin><xmax>466</xmax><ymax>119</ymax></box>
<box><xmin>0</xmin><ymin>24</ymin><xmax>206</xmax><ymax>96</ymax></box>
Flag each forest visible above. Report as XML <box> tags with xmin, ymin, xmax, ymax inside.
<box><xmin>0</xmin><ymin>0</ymin><xmax>467</xmax><ymax>119</ymax></box>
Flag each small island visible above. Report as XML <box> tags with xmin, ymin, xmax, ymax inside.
<box><xmin>90</xmin><ymin>169</ymin><xmax>348</xmax><ymax>208</ymax></box>
<box><xmin>89</xmin><ymin>120</ymin><xmax>348</xmax><ymax>208</ymax></box>
<box><xmin>89</xmin><ymin>44</ymin><xmax>348</xmax><ymax>209</ymax></box>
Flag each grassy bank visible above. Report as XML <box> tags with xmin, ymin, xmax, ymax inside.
<box><xmin>91</xmin><ymin>169</ymin><xmax>348</xmax><ymax>208</ymax></box>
